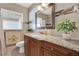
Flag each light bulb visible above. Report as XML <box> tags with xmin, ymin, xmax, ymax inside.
<box><xmin>37</xmin><ymin>5</ymin><xmax>43</xmax><ymax>11</ymax></box>
<box><xmin>37</xmin><ymin>5</ymin><xmax>42</xmax><ymax>10</ymax></box>
<box><xmin>42</xmin><ymin>3</ymin><xmax>47</xmax><ymax>7</ymax></box>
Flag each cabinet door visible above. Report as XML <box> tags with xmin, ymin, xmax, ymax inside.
<box><xmin>41</xmin><ymin>47</ymin><xmax>53</xmax><ymax>56</ymax></box>
<box><xmin>29</xmin><ymin>38</ymin><xmax>40</xmax><ymax>56</ymax></box>
<box><xmin>24</xmin><ymin>35</ymin><xmax>30</xmax><ymax>56</ymax></box>
<box><xmin>41</xmin><ymin>47</ymin><xmax>61</xmax><ymax>56</ymax></box>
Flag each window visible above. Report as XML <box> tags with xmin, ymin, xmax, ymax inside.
<box><xmin>3</xmin><ymin>19</ymin><xmax>23</xmax><ymax>30</ymax></box>
<box><xmin>1</xmin><ymin>8</ymin><xmax>23</xmax><ymax>30</ymax></box>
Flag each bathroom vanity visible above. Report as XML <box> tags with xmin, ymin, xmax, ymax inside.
<box><xmin>24</xmin><ymin>33</ymin><xmax>79</xmax><ymax>56</ymax></box>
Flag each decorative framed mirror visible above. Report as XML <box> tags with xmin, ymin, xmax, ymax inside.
<box><xmin>35</xmin><ymin>3</ymin><xmax>55</xmax><ymax>29</ymax></box>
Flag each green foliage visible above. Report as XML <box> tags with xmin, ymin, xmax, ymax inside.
<box><xmin>57</xmin><ymin>19</ymin><xmax>77</xmax><ymax>34</ymax></box>
<box><xmin>28</xmin><ymin>29</ymin><xmax>33</xmax><ymax>32</ymax></box>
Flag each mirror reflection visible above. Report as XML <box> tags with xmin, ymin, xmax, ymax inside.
<box><xmin>35</xmin><ymin>3</ymin><xmax>54</xmax><ymax>29</ymax></box>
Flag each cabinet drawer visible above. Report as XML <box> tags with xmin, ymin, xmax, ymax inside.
<box><xmin>41</xmin><ymin>41</ymin><xmax>78</xmax><ymax>56</ymax></box>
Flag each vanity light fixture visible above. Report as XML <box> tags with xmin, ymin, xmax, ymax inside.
<box><xmin>42</xmin><ymin>3</ymin><xmax>49</xmax><ymax>8</ymax></box>
<box><xmin>37</xmin><ymin>3</ymin><xmax>49</xmax><ymax>11</ymax></box>
<box><xmin>37</xmin><ymin>5</ymin><xmax>43</xmax><ymax>11</ymax></box>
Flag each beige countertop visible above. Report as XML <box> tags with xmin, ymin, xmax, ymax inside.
<box><xmin>24</xmin><ymin>33</ymin><xmax>79</xmax><ymax>52</ymax></box>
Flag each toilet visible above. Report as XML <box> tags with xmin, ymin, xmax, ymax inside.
<box><xmin>16</xmin><ymin>41</ymin><xmax>24</xmax><ymax>53</ymax></box>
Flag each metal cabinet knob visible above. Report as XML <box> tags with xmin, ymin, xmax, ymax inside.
<box><xmin>51</xmin><ymin>48</ymin><xmax>53</xmax><ymax>50</ymax></box>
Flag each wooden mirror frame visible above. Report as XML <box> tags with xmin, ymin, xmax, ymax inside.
<box><xmin>35</xmin><ymin>3</ymin><xmax>55</xmax><ymax>29</ymax></box>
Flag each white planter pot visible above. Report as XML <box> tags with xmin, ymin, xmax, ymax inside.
<box><xmin>62</xmin><ymin>34</ymin><xmax>71</xmax><ymax>39</ymax></box>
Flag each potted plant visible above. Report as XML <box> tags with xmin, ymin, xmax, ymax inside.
<box><xmin>27</xmin><ymin>21</ymin><xmax>33</xmax><ymax>32</ymax></box>
<box><xmin>57</xmin><ymin>19</ymin><xmax>77</xmax><ymax>39</ymax></box>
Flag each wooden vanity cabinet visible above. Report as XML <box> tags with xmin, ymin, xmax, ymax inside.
<box><xmin>24</xmin><ymin>35</ymin><xmax>79</xmax><ymax>56</ymax></box>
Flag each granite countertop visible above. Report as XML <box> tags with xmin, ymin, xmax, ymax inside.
<box><xmin>24</xmin><ymin>33</ymin><xmax>79</xmax><ymax>52</ymax></box>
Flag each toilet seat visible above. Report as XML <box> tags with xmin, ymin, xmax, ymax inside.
<box><xmin>16</xmin><ymin>41</ymin><xmax>24</xmax><ymax>53</ymax></box>
<box><xmin>16</xmin><ymin>41</ymin><xmax>24</xmax><ymax>47</ymax></box>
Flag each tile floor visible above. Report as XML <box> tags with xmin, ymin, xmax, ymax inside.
<box><xmin>0</xmin><ymin>44</ymin><xmax>25</xmax><ymax>56</ymax></box>
<box><xmin>6</xmin><ymin>45</ymin><xmax>25</xmax><ymax>56</ymax></box>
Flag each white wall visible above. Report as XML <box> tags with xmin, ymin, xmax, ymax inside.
<box><xmin>55</xmin><ymin>3</ymin><xmax>79</xmax><ymax>29</ymax></box>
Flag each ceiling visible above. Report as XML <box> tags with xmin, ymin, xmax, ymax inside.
<box><xmin>17</xmin><ymin>3</ymin><xmax>52</xmax><ymax>16</ymax></box>
<box><xmin>16</xmin><ymin>3</ymin><xmax>33</xmax><ymax>8</ymax></box>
